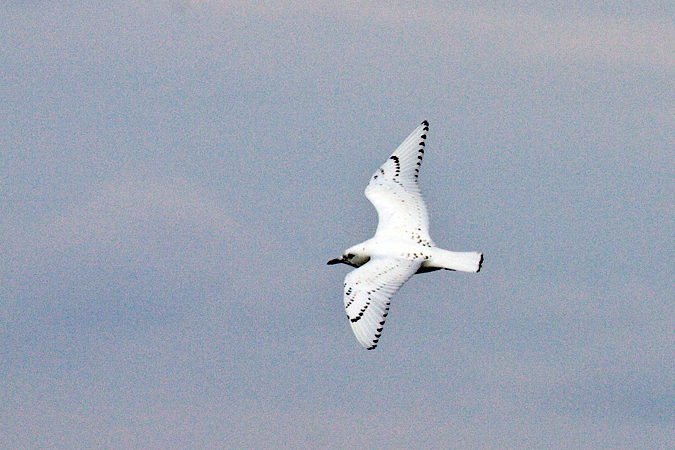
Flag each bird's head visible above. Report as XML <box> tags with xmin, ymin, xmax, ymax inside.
<box><xmin>327</xmin><ymin>246</ymin><xmax>370</xmax><ymax>268</ymax></box>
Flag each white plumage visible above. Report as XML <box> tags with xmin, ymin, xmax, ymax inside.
<box><xmin>328</xmin><ymin>121</ymin><xmax>483</xmax><ymax>350</ymax></box>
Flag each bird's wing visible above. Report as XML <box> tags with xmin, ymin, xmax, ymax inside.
<box><xmin>365</xmin><ymin>120</ymin><xmax>433</xmax><ymax>246</ymax></box>
<box><xmin>343</xmin><ymin>257</ymin><xmax>421</xmax><ymax>350</ymax></box>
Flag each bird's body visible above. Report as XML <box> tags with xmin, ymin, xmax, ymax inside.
<box><xmin>328</xmin><ymin>121</ymin><xmax>483</xmax><ymax>350</ymax></box>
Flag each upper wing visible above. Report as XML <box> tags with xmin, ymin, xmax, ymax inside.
<box><xmin>343</xmin><ymin>257</ymin><xmax>421</xmax><ymax>350</ymax></box>
<box><xmin>365</xmin><ymin>120</ymin><xmax>433</xmax><ymax>246</ymax></box>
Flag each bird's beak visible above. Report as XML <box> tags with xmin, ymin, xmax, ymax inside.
<box><xmin>327</xmin><ymin>258</ymin><xmax>343</xmax><ymax>265</ymax></box>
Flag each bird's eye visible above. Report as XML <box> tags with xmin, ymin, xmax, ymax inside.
<box><xmin>347</xmin><ymin>253</ymin><xmax>355</xmax><ymax>259</ymax></box>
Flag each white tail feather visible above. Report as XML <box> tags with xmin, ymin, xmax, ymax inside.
<box><xmin>426</xmin><ymin>249</ymin><xmax>483</xmax><ymax>273</ymax></box>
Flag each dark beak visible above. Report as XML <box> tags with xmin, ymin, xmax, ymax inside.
<box><xmin>327</xmin><ymin>258</ymin><xmax>343</xmax><ymax>265</ymax></box>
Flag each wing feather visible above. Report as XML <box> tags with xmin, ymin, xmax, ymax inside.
<box><xmin>343</xmin><ymin>257</ymin><xmax>421</xmax><ymax>349</ymax></box>
<box><xmin>365</xmin><ymin>121</ymin><xmax>433</xmax><ymax>246</ymax></box>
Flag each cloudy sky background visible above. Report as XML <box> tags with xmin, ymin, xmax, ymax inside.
<box><xmin>1</xmin><ymin>1</ymin><xmax>674</xmax><ymax>448</ymax></box>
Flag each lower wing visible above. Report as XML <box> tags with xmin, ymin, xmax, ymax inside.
<box><xmin>343</xmin><ymin>257</ymin><xmax>421</xmax><ymax>349</ymax></box>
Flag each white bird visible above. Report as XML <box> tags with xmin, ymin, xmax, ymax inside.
<box><xmin>328</xmin><ymin>120</ymin><xmax>483</xmax><ymax>350</ymax></box>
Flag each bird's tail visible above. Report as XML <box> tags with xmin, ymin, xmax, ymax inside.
<box><xmin>427</xmin><ymin>249</ymin><xmax>483</xmax><ymax>273</ymax></box>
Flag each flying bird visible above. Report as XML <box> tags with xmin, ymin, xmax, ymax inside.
<box><xmin>328</xmin><ymin>121</ymin><xmax>483</xmax><ymax>350</ymax></box>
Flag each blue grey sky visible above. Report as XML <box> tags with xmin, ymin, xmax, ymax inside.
<box><xmin>1</xmin><ymin>1</ymin><xmax>674</xmax><ymax>448</ymax></box>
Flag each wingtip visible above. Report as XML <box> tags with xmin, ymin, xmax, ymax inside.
<box><xmin>365</xmin><ymin>339</ymin><xmax>379</xmax><ymax>350</ymax></box>
<box><xmin>421</xmin><ymin>119</ymin><xmax>429</xmax><ymax>126</ymax></box>
<box><xmin>476</xmin><ymin>253</ymin><xmax>484</xmax><ymax>273</ymax></box>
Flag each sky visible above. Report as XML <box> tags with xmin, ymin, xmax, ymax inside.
<box><xmin>1</xmin><ymin>0</ymin><xmax>674</xmax><ymax>448</ymax></box>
